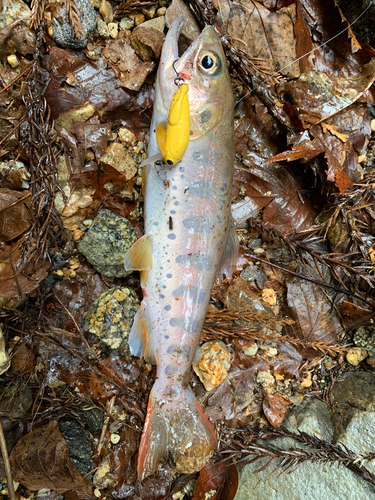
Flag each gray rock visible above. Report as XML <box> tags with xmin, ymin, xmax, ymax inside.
<box><xmin>283</xmin><ymin>397</ymin><xmax>333</xmax><ymax>442</ymax></box>
<box><xmin>235</xmin><ymin>396</ymin><xmax>375</xmax><ymax>500</ymax></box>
<box><xmin>255</xmin><ymin>269</ymin><xmax>267</xmax><ymax>289</ymax></box>
<box><xmin>240</xmin><ymin>265</ymin><xmax>258</xmax><ymax>282</ymax></box>
<box><xmin>83</xmin><ymin>287</ymin><xmax>140</xmax><ymax>350</ymax></box>
<box><xmin>51</xmin><ymin>0</ymin><xmax>97</xmax><ymax>49</ymax></box>
<box><xmin>78</xmin><ymin>209</ymin><xmax>137</xmax><ymax>277</ymax></box>
<box><xmin>354</xmin><ymin>325</ymin><xmax>375</xmax><ymax>349</ymax></box>
<box><xmin>59</xmin><ymin>421</ymin><xmax>93</xmax><ymax>475</ymax></box>
<box><xmin>331</xmin><ymin>371</ymin><xmax>375</xmax><ymax>474</ymax></box>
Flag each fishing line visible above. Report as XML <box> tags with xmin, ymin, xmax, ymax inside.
<box><xmin>233</xmin><ymin>0</ymin><xmax>375</xmax><ymax>107</ymax></box>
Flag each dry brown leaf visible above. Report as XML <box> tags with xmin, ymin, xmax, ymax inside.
<box><xmin>192</xmin><ymin>462</ymin><xmax>238</xmax><ymax>500</ymax></box>
<box><xmin>10</xmin><ymin>420</ymin><xmax>88</xmax><ymax>493</ymax></box>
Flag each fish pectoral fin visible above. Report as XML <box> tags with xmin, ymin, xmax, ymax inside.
<box><xmin>129</xmin><ymin>300</ymin><xmax>155</xmax><ymax>363</ymax></box>
<box><xmin>138</xmin><ymin>385</ymin><xmax>217</xmax><ymax>480</ymax></box>
<box><xmin>156</xmin><ymin>122</ymin><xmax>167</xmax><ymax>158</ymax></box>
<box><xmin>216</xmin><ymin>216</ymin><xmax>239</xmax><ymax>282</ymax></box>
<box><xmin>124</xmin><ymin>234</ymin><xmax>152</xmax><ymax>271</ymax></box>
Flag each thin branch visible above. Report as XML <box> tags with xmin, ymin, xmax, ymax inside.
<box><xmin>0</xmin><ymin>421</ymin><xmax>16</xmax><ymax>500</ymax></box>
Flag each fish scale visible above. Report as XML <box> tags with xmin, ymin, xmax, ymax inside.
<box><xmin>123</xmin><ymin>16</ymin><xmax>238</xmax><ymax>479</ymax></box>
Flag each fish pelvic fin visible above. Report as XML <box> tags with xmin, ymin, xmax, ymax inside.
<box><xmin>124</xmin><ymin>234</ymin><xmax>152</xmax><ymax>272</ymax></box>
<box><xmin>138</xmin><ymin>384</ymin><xmax>217</xmax><ymax>480</ymax></box>
<box><xmin>216</xmin><ymin>216</ymin><xmax>239</xmax><ymax>282</ymax></box>
<box><xmin>129</xmin><ymin>300</ymin><xmax>155</xmax><ymax>363</ymax></box>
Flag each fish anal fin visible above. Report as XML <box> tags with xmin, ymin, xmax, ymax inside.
<box><xmin>124</xmin><ymin>234</ymin><xmax>152</xmax><ymax>272</ymax></box>
<box><xmin>129</xmin><ymin>300</ymin><xmax>155</xmax><ymax>363</ymax></box>
<box><xmin>138</xmin><ymin>385</ymin><xmax>216</xmax><ymax>480</ymax></box>
<box><xmin>216</xmin><ymin>216</ymin><xmax>239</xmax><ymax>282</ymax></box>
<box><xmin>156</xmin><ymin>122</ymin><xmax>167</xmax><ymax>158</ymax></box>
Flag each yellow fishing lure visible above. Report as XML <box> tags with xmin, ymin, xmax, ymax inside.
<box><xmin>156</xmin><ymin>83</ymin><xmax>190</xmax><ymax>166</ymax></box>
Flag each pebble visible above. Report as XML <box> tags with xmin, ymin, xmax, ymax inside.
<box><xmin>371</xmin><ymin>119</ymin><xmax>375</xmax><ymax>132</ymax></box>
<box><xmin>108</xmin><ymin>22</ymin><xmax>118</xmax><ymax>38</ymax></box>
<box><xmin>118</xmin><ymin>127</ymin><xmax>136</xmax><ymax>145</ymax></box>
<box><xmin>55</xmin><ymin>103</ymin><xmax>96</xmax><ymax>132</ymax></box>
<box><xmin>0</xmin><ymin>0</ymin><xmax>30</xmax><ymax>28</ymax></box>
<box><xmin>242</xmin><ymin>343</ymin><xmax>259</xmax><ymax>356</ymax></box>
<box><xmin>99</xmin><ymin>0</ymin><xmax>113</xmax><ymax>23</ymax></box>
<box><xmin>51</xmin><ymin>0</ymin><xmax>97</xmax><ymax>49</ymax></box>
<box><xmin>7</xmin><ymin>54</ymin><xmax>19</xmax><ymax>67</ymax></box>
<box><xmin>253</xmin><ymin>247</ymin><xmax>265</xmax><ymax>254</ymax></box>
<box><xmin>299</xmin><ymin>372</ymin><xmax>312</xmax><ymax>388</ymax></box>
<box><xmin>83</xmin><ymin>286</ymin><xmax>140</xmax><ymax>348</ymax></box>
<box><xmin>193</xmin><ymin>341</ymin><xmax>232</xmax><ymax>391</ymax></box>
<box><xmin>346</xmin><ymin>347</ymin><xmax>368</xmax><ymax>366</ymax></box>
<box><xmin>240</xmin><ymin>264</ymin><xmax>258</xmax><ymax>282</ymax></box>
<box><xmin>353</xmin><ymin>325</ymin><xmax>375</xmax><ymax>349</ymax></box>
<box><xmin>141</xmin><ymin>4</ymin><xmax>157</xmax><ymax>18</ymax></box>
<box><xmin>138</xmin><ymin>15</ymin><xmax>165</xmax><ymax>32</ymax></box>
<box><xmin>129</xmin><ymin>12</ymin><xmax>145</xmax><ymax>25</ymax></box>
<box><xmin>0</xmin><ymin>160</ymin><xmax>30</xmax><ymax>189</ymax></box>
<box><xmin>97</xmin><ymin>16</ymin><xmax>110</xmax><ymax>38</ymax></box>
<box><xmin>100</xmin><ymin>142</ymin><xmax>138</xmax><ymax>179</ymax></box>
<box><xmin>257</xmin><ymin>370</ymin><xmax>275</xmax><ymax>388</ymax></box>
<box><xmin>262</xmin><ymin>288</ymin><xmax>277</xmax><ymax>306</ymax></box>
<box><xmin>120</xmin><ymin>17</ymin><xmax>135</xmax><ymax>30</ymax></box>
<box><xmin>156</xmin><ymin>6</ymin><xmax>167</xmax><ymax>16</ymax></box>
<box><xmin>110</xmin><ymin>433</ymin><xmax>120</xmax><ymax>444</ymax></box>
<box><xmin>78</xmin><ymin>209</ymin><xmax>137</xmax><ymax>277</ymax></box>
<box><xmin>248</xmin><ymin>238</ymin><xmax>262</xmax><ymax>250</ymax></box>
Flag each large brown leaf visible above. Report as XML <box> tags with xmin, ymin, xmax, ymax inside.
<box><xmin>0</xmin><ymin>189</ymin><xmax>31</xmax><ymax>242</ymax></box>
<box><xmin>287</xmin><ymin>277</ymin><xmax>343</xmax><ymax>344</ymax></box>
<box><xmin>193</xmin><ymin>462</ymin><xmax>238</xmax><ymax>500</ymax></box>
<box><xmin>10</xmin><ymin>420</ymin><xmax>88</xmax><ymax>493</ymax></box>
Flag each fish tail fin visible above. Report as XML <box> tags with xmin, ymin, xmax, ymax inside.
<box><xmin>138</xmin><ymin>384</ymin><xmax>217</xmax><ymax>480</ymax></box>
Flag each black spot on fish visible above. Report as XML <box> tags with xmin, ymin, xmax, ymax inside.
<box><xmin>166</xmin><ymin>273</ymin><xmax>172</xmax><ymax>279</ymax></box>
<box><xmin>168</xmin><ymin>234</ymin><xmax>176</xmax><ymax>240</ymax></box>
<box><xmin>164</xmin><ymin>305</ymin><xmax>171</xmax><ymax>311</ymax></box>
<box><xmin>172</xmin><ymin>186</ymin><xmax>177</xmax><ymax>190</ymax></box>
<box><xmin>179</xmin><ymin>166</ymin><xmax>185</xmax><ymax>172</ymax></box>
<box><xmin>174</xmin><ymin>201</ymin><xmax>179</xmax><ymax>206</ymax></box>
<box><xmin>153</xmin><ymin>221</ymin><xmax>159</xmax><ymax>226</ymax></box>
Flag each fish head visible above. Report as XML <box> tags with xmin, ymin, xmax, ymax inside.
<box><xmin>158</xmin><ymin>16</ymin><xmax>233</xmax><ymax>140</ymax></box>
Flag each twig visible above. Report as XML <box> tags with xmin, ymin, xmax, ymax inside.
<box><xmin>97</xmin><ymin>395</ymin><xmax>116</xmax><ymax>454</ymax></box>
<box><xmin>0</xmin><ymin>420</ymin><xmax>16</xmax><ymax>500</ymax></box>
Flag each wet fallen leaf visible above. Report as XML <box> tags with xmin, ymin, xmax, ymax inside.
<box><xmin>263</xmin><ymin>392</ymin><xmax>292</xmax><ymax>428</ymax></box>
<box><xmin>193</xmin><ymin>462</ymin><xmax>238</xmax><ymax>500</ymax></box>
<box><xmin>0</xmin><ymin>189</ymin><xmax>31</xmax><ymax>241</ymax></box>
<box><xmin>10</xmin><ymin>420</ymin><xmax>89</xmax><ymax>493</ymax></box>
<box><xmin>0</xmin><ymin>241</ymin><xmax>50</xmax><ymax>300</ymax></box>
<box><xmin>340</xmin><ymin>300</ymin><xmax>375</xmax><ymax>331</ymax></box>
<box><xmin>287</xmin><ymin>277</ymin><xmax>343</xmax><ymax>344</ymax></box>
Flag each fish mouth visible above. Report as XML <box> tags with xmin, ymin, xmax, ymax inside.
<box><xmin>158</xmin><ymin>16</ymin><xmax>205</xmax><ymax>106</ymax></box>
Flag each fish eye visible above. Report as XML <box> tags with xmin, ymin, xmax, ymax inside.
<box><xmin>198</xmin><ymin>51</ymin><xmax>221</xmax><ymax>76</ymax></box>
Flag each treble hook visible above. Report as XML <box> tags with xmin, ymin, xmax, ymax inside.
<box><xmin>172</xmin><ymin>59</ymin><xmax>185</xmax><ymax>87</ymax></box>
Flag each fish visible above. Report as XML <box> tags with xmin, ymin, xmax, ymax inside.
<box><xmin>124</xmin><ymin>16</ymin><xmax>238</xmax><ymax>480</ymax></box>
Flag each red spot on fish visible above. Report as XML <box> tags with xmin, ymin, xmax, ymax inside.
<box><xmin>215</xmin><ymin>130</ymin><xmax>218</xmax><ymax>134</ymax></box>
<box><xmin>142</xmin><ymin>288</ymin><xmax>147</xmax><ymax>297</ymax></box>
<box><xmin>180</xmin><ymin>72</ymin><xmax>191</xmax><ymax>80</ymax></box>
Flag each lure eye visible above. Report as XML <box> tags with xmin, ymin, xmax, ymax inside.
<box><xmin>166</xmin><ymin>159</ymin><xmax>174</xmax><ymax>166</ymax></box>
<box><xmin>198</xmin><ymin>51</ymin><xmax>221</xmax><ymax>76</ymax></box>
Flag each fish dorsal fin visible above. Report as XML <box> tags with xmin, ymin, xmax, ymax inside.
<box><xmin>129</xmin><ymin>300</ymin><xmax>155</xmax><ymax>364</ymax></box>
<box><xmin>124</xmin><ymin>234</ymin><xmax>152</xmax><ymax>271</ymax></box>
<box><xmin>216</xmin><ymin>216</ymin><xmax>239</xmax><ymax>282</ymax></box>
<box><xmin>156</xmin><ymin>122</ymin><xmax>167</xmax><ymax>159</ymax></box>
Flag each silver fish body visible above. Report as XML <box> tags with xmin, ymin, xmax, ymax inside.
<box><xmin>124</xmin><ymin>17</ymin><xmax>237</xmax><ymax>479</ymax></box>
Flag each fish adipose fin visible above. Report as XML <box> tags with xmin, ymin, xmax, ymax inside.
<box><xmin>124</xmin><ymin>234</ymin><xmax>152</xmax><ymax>271</ymax></box>
<box><xmin>216</xmin><ymin>216</ymin><xmax>239</xmax><ymax>282</ymax></box>
<box><xmin>129</xmin><ymin>300</ymin><xmax>155</xmax><ymax>363</ymax></box>
<box><xmin>138</xmin><ymin>384</ymin><xmax>217</xmax><ymax>480</ymax></box>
